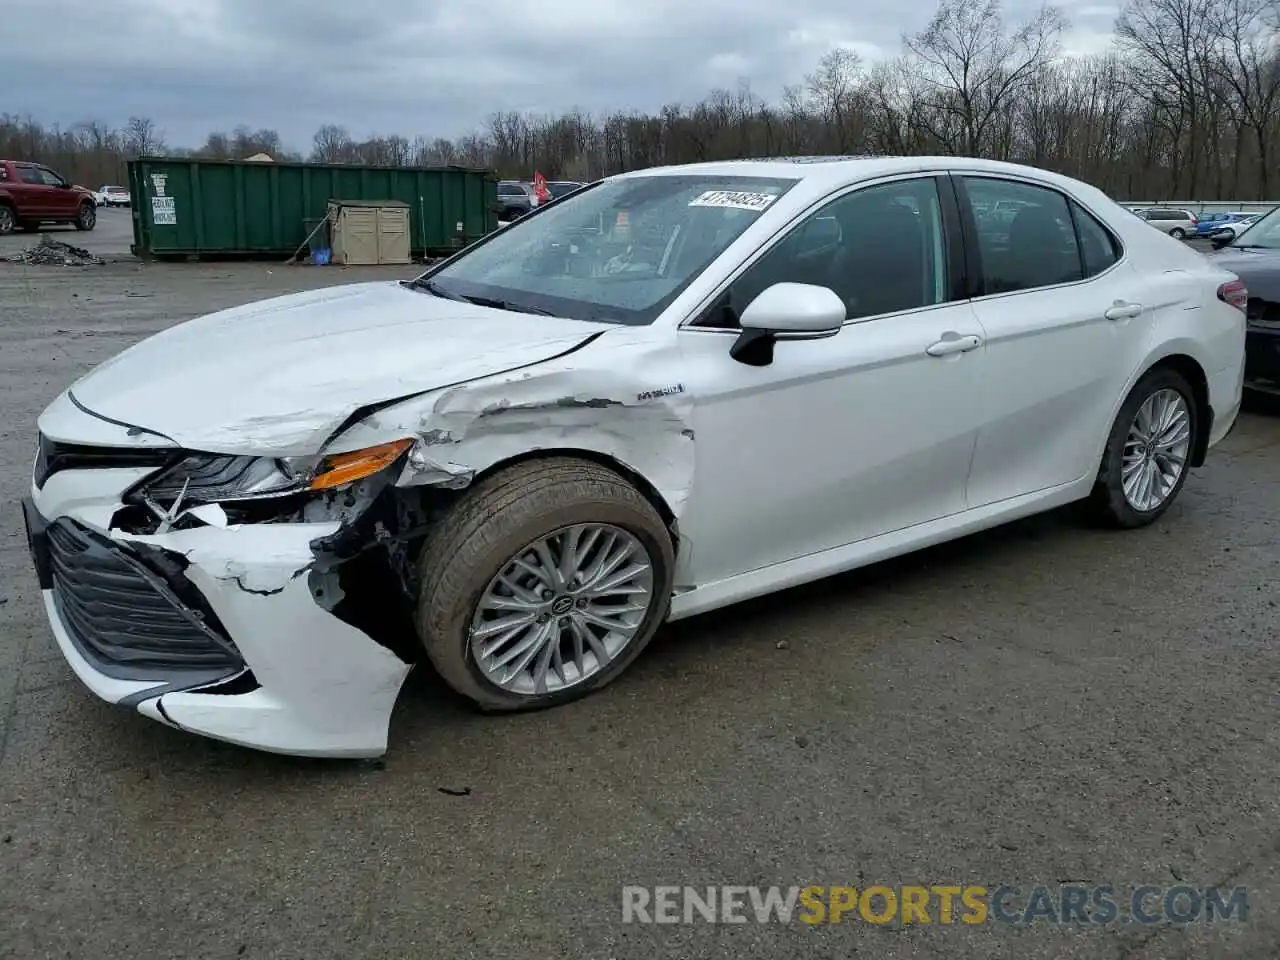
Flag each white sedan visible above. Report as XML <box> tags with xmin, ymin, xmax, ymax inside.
<box><xmin>23</xmin><ymin>156</ymin><xmax>1247</xmax><ymax>757</ymax></box>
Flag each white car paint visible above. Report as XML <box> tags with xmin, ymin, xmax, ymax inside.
<box><xmin>25</xmin><ymin>156</ymin><xmax>1246</xmax><ymax>757</ymax></box>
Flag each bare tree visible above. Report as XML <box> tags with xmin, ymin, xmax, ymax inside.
<box><xmin>123</xmin><ymin>116</ymin><xmax>164</xmax><ymax>157</ymax></box>
<box><xmin>311</xmin><ymin>124</ymin><xmax>354</xmax><ymax>163</ymax></box>
<box><xmin>905</xmin><ymin>0</ymin><xmax>1067</xmax><ymax>155</ymax></box>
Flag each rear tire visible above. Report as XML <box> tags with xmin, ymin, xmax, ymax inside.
<box><xmin>74</xmin><ymin>202</ymin><xmax>96</xmax><ymax>231</ymax></box>
<box><xmin>415</xmin><ymin>458</ymin><xmax>675</xmax><ymax>712</ymax></box>
<box><xmin>1087</xmin><ymin>367</ymin><xmax>1198</xmax><ymax>528</ymax></box>
<box><xmin>1170</xmin><ymin>227</ymin><xmax>1186</xmax><ymax>240</ymax></box>
<box><xmin>0</xmin><ymin>204</ymin><xmax>14</xmax><ymax>235</ymax></box>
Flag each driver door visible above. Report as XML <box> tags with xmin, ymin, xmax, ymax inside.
<box><xmin>676</xmin><ymin>175</ymin><xmax>989</xmax><ymax>587</ymax></box>
<box><xmin>36</xmin><ymin>167</ymin><xmax>76</xmax><ymax>217</ymax></box>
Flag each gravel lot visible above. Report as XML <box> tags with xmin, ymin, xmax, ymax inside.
<box><xmin>0</xmin><ymin>205</ymin><xmax>138</xmax><ymax>261</ymax></box>
<box><xmin>1</xmin><ymin>259</ymin><xmax>1278</xmax><ymax>960</ymax></box>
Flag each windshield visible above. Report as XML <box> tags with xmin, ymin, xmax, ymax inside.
<box><xmin>1229</xmin><ymin>206</ymin><xmax>1280</xmax><ymax>248</ymax></box>
<box><xmin>413</xmin><ymin>174</ymin><xmax>799</xmax><ymax>325</ymax></box>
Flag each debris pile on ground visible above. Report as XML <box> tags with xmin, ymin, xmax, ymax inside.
<box><xmin>1</xmin><ymin>237</ymin><xmax>105</xmax><ymax>266</ymax></box>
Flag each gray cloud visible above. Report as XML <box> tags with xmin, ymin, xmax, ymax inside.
<box><xmin>5</xmin><ymin>0</ymin><xmax>1120</xmax><ymax>151</ymax></box>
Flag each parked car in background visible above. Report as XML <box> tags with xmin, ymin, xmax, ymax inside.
<box><xmin>1208</xmin><ymin>204</ymin><xmax>1280</xmax><ymax>395</ymax></box>
<box><xmin>546</xmin><ymin>180</ymin><xmax>586</xmax><ymax>200</ymax></box>
<box><xmin>95</xmin><ymin>185</ymin><xmax>131</xmax><ymax>208</ymax></box>
<box><xmin>497</xmin><ymin>180</ymin><xmax>539</xmax><ymax>221</ymax></box>
<box><xmin>21</xmin><ymin>155</ymin><xmax>1245</xmax><ymax>757</ymax></box>
<box><xmin>1193</xmin><ymin>212</ymin><xmax>1250</xmax><ymax>237</ymax></box>
<box><xmin>1136</xmin><ymin>207</ymin><xmax>1199</xmax><ymax>239</ymax></box>
<box><xmin>1207</xmin><ymin>215</ymin><xmax>1260</xmax><ymax>243</ymax></box>
<box><xmin>0</xmin><ymin>160</ymin><xmax>97</xmax><ymax>235</ymax></box>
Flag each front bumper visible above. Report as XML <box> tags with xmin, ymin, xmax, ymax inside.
<box><xmin>23</xmin><ymin>463</ymin><xmax>412</xmax><ymax>758</ymax></box>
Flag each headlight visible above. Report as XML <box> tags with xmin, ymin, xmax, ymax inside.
<box><xmin>140</xmin><ymin>453</ymin><xmax>307</xmax><ymax>505</ymax></box>
<box><xmin>137</xmin><ymin>439</ymin><xmax>414</xmax><ymax>506</ymax></box>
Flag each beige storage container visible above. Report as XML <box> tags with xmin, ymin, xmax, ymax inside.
<box><xmin>327</xmin><ymin>199</ymin><xmax>412</xmax><ymax>266</ymax></box>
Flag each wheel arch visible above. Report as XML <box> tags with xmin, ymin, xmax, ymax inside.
<box><xmin>1138</xmin><ymin>353</ymin><xmax>1212</xmax><ymax>467</ymax></box>
<box><xmin>439</xmin><ymin>447</ymin><xmax>681</xmax><ymax>545</ymax></box>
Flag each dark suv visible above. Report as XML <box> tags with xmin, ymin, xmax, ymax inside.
<box><xmin>497</xmin><ymin>181</ymin><xmax>538</xmax><ymax>221</ymax></box>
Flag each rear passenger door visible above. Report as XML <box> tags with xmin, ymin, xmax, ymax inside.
<box><xmin>956</xmin><ymin>174</ymin><xmax>1153</xmax><ymax>507</ymax></box>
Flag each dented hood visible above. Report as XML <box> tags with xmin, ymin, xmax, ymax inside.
<box><xmin>67</xmin><ymin>281</ymin><xmax>611</xmax><ymax>454</ymax></box>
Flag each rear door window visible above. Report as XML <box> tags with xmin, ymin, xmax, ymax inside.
<box><xmin>962</xmin><ymin>176</ymin><xmax>1084</xmax><ymax>294</ymax></box>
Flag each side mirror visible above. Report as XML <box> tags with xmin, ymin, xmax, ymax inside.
<box><xmin>730</xmin><ymin>282</ymin><xmax>846</xmax><ymax>366</ymax></box>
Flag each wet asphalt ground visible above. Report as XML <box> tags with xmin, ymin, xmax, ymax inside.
<box><xmin>0</xmin><ymin>249</ymin><xmax>1278</xmax><ymax>960</ymax></box>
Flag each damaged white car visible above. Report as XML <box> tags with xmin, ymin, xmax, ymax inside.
<box><xmin>23</xmin><ymin>156</ymin><xmax>1246</xmax><ymax>757</ymax></box>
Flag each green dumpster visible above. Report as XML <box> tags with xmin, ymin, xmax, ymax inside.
<box><xmin>127</xmin><ymin>157</ymin><xmax>498</xmax><ymax>260</ymax></box>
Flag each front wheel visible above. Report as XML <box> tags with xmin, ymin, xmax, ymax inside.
<box><xmin>74</xmin><ymin>202</ymin><xmax>96</xmax><ymax>231</ymax></box>
<box><xmin>1087</xmin><ymin>367</ymin><xmax>1197</xmax><ymax>528</ymax></box>
<box><xmin>416</xmin><ymin>458</ymin><xmax>675</xmax><ymax>711</ymax></box>
<box><xmin>0</xmin><ymin>204</ymin><xmax>15</xmax><ymax>235</ymax></box>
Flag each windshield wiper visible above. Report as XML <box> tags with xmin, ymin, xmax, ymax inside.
<box><xmin>403</xmin><ymin>277</ymin><xmax>468</xmax><ymax>301</ymax></box>
<box><xmin>1230</xmin><ymin>244</ymin><xmax>1269</xmax><ymax>250</ymax></box>
<box><xmin>457</xmin><ymin>294</ymin><xmax>556</xmax><ymax>316</ymax></box>
<box><xmin>405</xmin><ymin>277</ymin><xmax>555</xmax><ymax>315</ymax></box>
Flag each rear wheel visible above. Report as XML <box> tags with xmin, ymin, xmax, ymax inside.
<box><xmin>0</xmin><ymin>204</ymin><xmax>14</xmax><ymax>235</ymax></box>
<box><xmin>74</xmin><ymin>202</ymin><xmax>96</xmax><ymax>231</ymax></box>
<box><xmin>1088</xmin><ymin>367</ymin><xmax>1197</xmax><ymax>528</ymax></box>
<box><xmin>1170</xmin><ymin>227</ymin><xmax>1186</xmax><ymax>240</ymax></box>
<box><xmin>416</xmin><ymin>458</ymin><xmax>675</xmax><ymax>711</ymax></box>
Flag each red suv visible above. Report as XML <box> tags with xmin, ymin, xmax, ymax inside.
<box><xmin>0</xmin><ymin>160</ymin><xmax>97</xmax><ymax>235</ymax></box>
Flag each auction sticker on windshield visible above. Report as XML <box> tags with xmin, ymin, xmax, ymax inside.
<box><xmin>688</xmin><ymin>191</ymin><xmax>778</xmax><ymax>212</ymax></box>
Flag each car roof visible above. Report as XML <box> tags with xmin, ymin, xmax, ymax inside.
<box><xmin>607</xmin><ymin>155</ymin><xmax>1114</xmax><ymax>193</ymax></box>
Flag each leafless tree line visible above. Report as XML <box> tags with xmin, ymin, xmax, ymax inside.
<box><xmin>4</xmin><ymin>0</ymin><xmax>1280</xmax><ymax>200</ymax></box>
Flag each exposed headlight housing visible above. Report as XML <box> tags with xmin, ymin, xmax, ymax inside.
<box><xmin>135</xmin><ymin>439</ymin><xmax>415</xmax><ymax>508</ymax></box>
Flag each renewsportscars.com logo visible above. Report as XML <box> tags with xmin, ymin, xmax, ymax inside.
<box><xmin>621</xmin><ymin>884</ymin><xmax>1250</xmax><ymax>926</ymax></box>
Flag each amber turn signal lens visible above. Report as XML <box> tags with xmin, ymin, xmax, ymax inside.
<box><xmin>310</xmin><ymin>439</ymin><xmax>414</xmax><ymax>490</ymax></box>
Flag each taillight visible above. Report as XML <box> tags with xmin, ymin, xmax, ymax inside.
<box><xmin>1218</xmin><ymin>279</ymin><xmax>1248</xmax><ymax>311</ymax></box>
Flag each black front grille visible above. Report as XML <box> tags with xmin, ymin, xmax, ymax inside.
<box><xmin>33</xmin><ymin>433</ymin><xmax>174</xmax><ymax>488</ymax></box>
<box><xmin>47</xmin><ymin>518</ymin><xmax>242</xmax><ymax>673</ymax></box>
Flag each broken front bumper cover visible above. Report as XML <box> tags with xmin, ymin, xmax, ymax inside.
<box><xmin>22</xmin><ymin>491</ymin><xmax>411</xmax><ymax>758</ymax></box>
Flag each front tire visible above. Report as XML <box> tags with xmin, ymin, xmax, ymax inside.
<box><xmin>1088</xmin><ymin>367</ymin><xmax>1197</xmax><ymax>528</ymax></box>
<box><xmin>0</xmin><ymin>204</ymin><xmax>15</xmax><ymax>235</ymax></box>
<box><xmin>416</xmin><ymin>458</ymin><xmax>675</xmax><ymax>711</ymax></box>
<box><xmin>74</xmin><ymin>202</ymin><xmax>96</xmax><ymax>231</ymax></box>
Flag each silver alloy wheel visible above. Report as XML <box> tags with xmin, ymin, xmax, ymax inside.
<box><xmin>469</xmin><ymin>523</ymin><xmax>655</xmax><ymax>696</ymax></box>
<box><xmin>1122</xmin><ymin>388</ymin><xmax>1192</xmax><ymax>512</ymax></box>
<box><xmin>79</xmin><ymin>204</ymin><xmax>95</xmax><ymax>229</ymax></box>
<box><xmin>0</xmin><ymin>206</ymin><xmax>13</xmax><ymax>234</ymax></box>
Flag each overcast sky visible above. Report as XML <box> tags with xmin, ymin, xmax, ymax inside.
<box><xmin>6</xmin><ymin>0</ymin><xmax>1119</xmax><ymax>151</ymax></box>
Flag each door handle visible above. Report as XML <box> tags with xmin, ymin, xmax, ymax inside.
<box><xmin>1104</xmin><ymin>301</ymin><xmax>1143</xmax><ymax>320</ymax></box>
<box><xmin>926</xmin><ymin>333</ymin><xmax>982</xmax><ymax>357</ymax></box>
